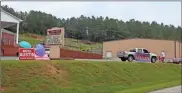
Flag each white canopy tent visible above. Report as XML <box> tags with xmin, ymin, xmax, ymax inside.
<box><xmin>1</xmin><ymin>8</ymin><xmax>23</xmax><ymax>44</ymax></box>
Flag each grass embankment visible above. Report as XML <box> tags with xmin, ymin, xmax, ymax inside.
<box><xmin>19</xmin><ymin>35</ymin><xmax>41</xmax><ymax>45</ymax></box>
<box><xmin>1</xmin><ymin>60</ymin><xmax>181</xmax><ymax>93</ymax></box>
<box><xmin>64</xmin><ymin>38</ymin><xmax>102</xmax><ymax>51</ymax></box>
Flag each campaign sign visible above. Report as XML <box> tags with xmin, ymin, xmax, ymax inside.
<box><xmin>135</xmin><ymin>53</ymin><xmax>150</xmax><ymax>62</ymax></box>
<box><xmin>34</xmin><ymin>44</ymin><xmax>50</xmax><ymax>60</ymax></box>
<box><xmin>19</xmin><ymin>48</ymin><xmax>35</xmax><ymax>60</ymax></box>
<box><xmin>35</xmin><ymin>54</ymin><xmax>50</xmax><ymax>60</ymax></box>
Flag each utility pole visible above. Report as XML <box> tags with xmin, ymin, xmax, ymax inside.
<box><xmin>86</xmin><ymin>27</ymin><xmax>88</xmax><ymax>40</ymax></box>
<box><xmin>174</xmin><ymin>26</ymin><xmax>177</xmax><ymax>58</ymax></box>
<box><xmin>179</xmin><ymin>41</ymin><xmax>180</xmax><ymax>59</ymax></box>
<box><xmin>181</xmin><ymin>1</ymin><xmax>182</xmax><ymax>60</ymax></box>
<box><xmin>0</xmin><ymin>1</ymin><xmax>2</xmax><ymax>93</ymax></box>
<box><xmin>0</xmin><ymin>1</ymin><xmax>2</xmax><ymax>60</ymax></box>
<box><xmin>180</xmin><ymin>1</ymin><xmax>182</xmax><ymax>88</ymax></box>
<box><xmin>174</xmin><ymin>40</ymin><xmax>176</xmax><ymax>58</ymax></box>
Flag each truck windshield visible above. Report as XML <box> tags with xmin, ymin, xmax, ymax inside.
<box><xmin>130</xmin><ymin>49</ymin><xmax>136</xmax><ymax>52</ymax></box>
<box><xmin>45</xmin><ymin>49</ymin><xmax>50</xmax><ymax>51</ymax></box>
<box><xmin>143</xmin><ymin>49</ymin><xmax>149</xmax><ymax>53</ymax></box>
<box><xmin>137</xmin><ymin>49</ymin><xmax>143</xmax><ymax>53</ymax></box>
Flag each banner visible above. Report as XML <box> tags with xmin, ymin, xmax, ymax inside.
<box><xmin>46</xmin><ymin>27</ymin><xmax>64</xmax><ymax>46</ymax></box>
<box><xmin>19</xmin><ymin>48</ymin><xmax>50</xmax><ymax>60</ymax></box>
<box><xmin>135</xmin><ymin>53</ymin><xmax>150</xmax><ymax>62</ymax></box>
<box><xmin>35</xmin><ymin>54</ymin><xmax>50</xmax><ymax>60</ymax></box>
<box><xmin>19</xmin><ymin>48</ymin><xmax>35</xmax><ymax>60</ymax></box>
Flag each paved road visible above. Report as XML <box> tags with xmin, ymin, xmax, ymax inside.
<box><xmin>1</xmin><ymin>57</ymin><xmax>120</xmax><ymax>61</ymax></box>
<box><xmin>1</xmin><ymin>56</ymin><xmax>18</xmax><ymax>60</ymax></box>
<box><xmin>75</xmin><ymin>58</ymin><xmax>121</xmax><ymax>62</ymax></box>
<box><xmin>148</xmin><ymin>85</ymin><xmax>181</xmax><ymax>93</ymax></box>
<box><xmin>75</xmin><ymin>59</ymin><xmax>153</xmax><ymax>63</ymax></box>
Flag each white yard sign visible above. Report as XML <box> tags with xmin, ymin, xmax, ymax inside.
<box><xmin>46</xmin><ymin>27</ymin><xmax>64</xmax><ymax>45</ymax></box>
<box><xmin>46</xmin><ymin>35</ymin><xmax>62</xmax><ymax>45</ymax></box>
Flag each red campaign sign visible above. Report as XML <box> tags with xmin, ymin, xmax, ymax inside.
<box><xmin>136</xmin><ymin>55</ymin><xmax>141</xmax><ymax>59</ymax></box>
<box><xmin>19</xmin><ymin>48</ymin><xmax>35</xmax><ymax>60</ymax></box>
<box><xmin>47</xmin><ymin>30</ymin><xmax>61</xmax><ymax>35</ymax></box>
<box><xmin>135</xmin><ymin>54</ymin><xmax>149</xmax><ymax>61</ymax></box>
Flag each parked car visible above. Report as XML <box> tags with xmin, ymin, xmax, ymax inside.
<box><xmin>117</xmin><ymin>48</ymin><xmax>158</xmax><ymax>63</ymax></box>
<box><xmin>172</xmin><ymin>58</ymin><xmax>182</xmax><ymax>64</ymax></box>
<box><xmin>45</xmin><ymin>48</ymin><xmax>50</xmax><ymax>57</ymax></box>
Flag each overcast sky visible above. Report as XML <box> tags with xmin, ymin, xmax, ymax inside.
<box><xmin>2</xmin><ymin>1</ymin><xmax>181</xmax><ymax>27</ymax></box>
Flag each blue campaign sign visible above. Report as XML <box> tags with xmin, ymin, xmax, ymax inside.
<box><xmin>35</xmin><ymin>44</ymin><xmax>46</xmax><ymax>57</ymax></box>
<box><xmin>135</xmin><ymin>53</ymin><xmax>150</xmax><ymax>62</ymax></box>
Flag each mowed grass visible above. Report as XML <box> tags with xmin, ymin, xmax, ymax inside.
<box><xmin>1</xmin><ymin>60</ymin><xmax>181</xmax><ymax>93</ymax></box>
<box><xmin>19</xmin><ymin>35</ymin><xmax>41</xmax><ymax>45</ymax></box>
<box><xmin>64</xmin><ymin>38</ymin><xmax>102</xmax><ymax>51</ymax></box>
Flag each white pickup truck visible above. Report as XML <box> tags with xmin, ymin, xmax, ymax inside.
<box><xmin>117</xmin><ymin>48</ymin><xmax>158</xmax><ymax>63</ymax></box>
<box><xmin>45</xmin><ymin>48</ymin><xmax>50</xmax><ymax>57</ymax></box>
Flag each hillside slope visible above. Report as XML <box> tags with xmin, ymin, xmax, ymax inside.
<box><xmin>1</xmin><ymin>60</ymin><xmax>181</xmax><ymax>93</ymax></box>
<box><xmin>19</xmin><ymin>34</ymin><xmax>102</xmax><ymax>53</ymax></box>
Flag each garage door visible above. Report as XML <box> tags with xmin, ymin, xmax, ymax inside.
<box><xmin>106</xmin><ymin>51</ymin><xmax>112</xmax><ymax>58</ymax></box>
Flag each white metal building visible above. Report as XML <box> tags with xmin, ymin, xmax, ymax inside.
<box><xmin>1</xmin><ymin>8</ymin><xmax>23</xmax><ymax>44</ymax></box>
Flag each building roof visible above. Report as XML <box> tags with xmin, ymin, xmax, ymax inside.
<box><xmin>47</xmin><ymin>27</ymin><xmax>62</xmax><ymax>31</ymax></box>
<box><xmin>2</xmin><ymin>29</ymin><xmax>16</xmax><ymax>35</ymax></box>
<box><xmin>1</xmin><ymin>8</ymin><xmax>23</xmax><ymax>22</ymax></box>
<box><xmin>1</xmin><ymin>8</ymin><xmax>23</xmax><ymax>28</ymax></box>
<box><xmin>103</xmin><ymin>38</ymin><xmax>181</xmax><ymax>43</ymax></box>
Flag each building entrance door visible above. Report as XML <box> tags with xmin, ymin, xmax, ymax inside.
<box><xmin>106</xmin><ymin>51</ymin><xmax>112</xmax><ymax>58</ymax></box>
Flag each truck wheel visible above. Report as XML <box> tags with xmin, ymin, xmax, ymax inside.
<box><xmin>128</xmin><ymin>55</ymin><xmax>134</xmax><ymax>62</ymax></box>
<box><xmin>151</xmin><ymin>57</ymin><xmax>157</xmax><ymax>63</ymax></box>
<box><xmin>16</xmin><ymin>52</ymin><xmax>19</xmax><ymax>57</ymax></box>
<box><xmin>2</xmin><ymin>49</ymin><xmax>4</xmax><ymax>56</ymax></box>
<box><xmin>120</xmin><ymin>57</ymin><xmax>126</xmax><ymax>61</ymax></box>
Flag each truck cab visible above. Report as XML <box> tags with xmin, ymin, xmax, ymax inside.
<box><xmin>117</xmin><ymin>48</ymin><xmax>158</xmax><ymax>63</ymax></box>
<box><xmin>45</xmin><ymin>48</ymin><xmax>50</xmax><ymax>57</ymax></box>
<box><xmin>130</xmin><ymin>48</ymin><xmax>150</xmax><ymax>53</ymax></box>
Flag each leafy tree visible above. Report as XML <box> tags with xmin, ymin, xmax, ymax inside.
<box><xmin>1</xmin><ymin>5</ymin><xmax>181</xmax><ymax>42</ymax></box>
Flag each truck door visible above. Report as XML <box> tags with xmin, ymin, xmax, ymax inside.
<box><xmin>143</xmin><ymin>49</ymin><xmax>150</xmax><ymax>61</ymax></box>
<box><xmin>135</xmin><ymin>49</ymin><xmax>150</xmax><ymax>62</ymax></box>
<box><xmin>135</xmin><ymin>49</ymin><xmax>143</xmax><ymax>61</ymax></box>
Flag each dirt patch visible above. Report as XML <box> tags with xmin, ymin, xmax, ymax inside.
<box><xmin>44</xmin><ymin>63</ymin><xmax>67</xmax><ymax>76</ymax></box>
<box><xmin>43</xmin><ymin>63</ymin><xmax>68</xmax><ymax>86</ymax></box>
<box><xmin>60</xmin><ymin>48</ymin><xmax>103</xmax><ymax>59</ymax></box>
<box><xmin>1</xmin><ymin>86</ymin><xmax>8</xmax><ymax>91</ymax></box>
<box><xmin>45</xmin><ymin>64</ymin><xmax>60</xmax><ymax>75</ymax></box>
<box><xmin>25</xmin><ymin>33</ymin><xmax>44</xmax><ymax>41</ymax></box>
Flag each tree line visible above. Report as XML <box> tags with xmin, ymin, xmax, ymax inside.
<box><xmin>2</xmin><ymin>5</ymin><xmax>181</xmax><ymax>43</ymax></box>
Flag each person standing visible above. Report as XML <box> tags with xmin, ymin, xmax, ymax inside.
<box><xmin>161</xmin><ymin>51</ymin><xmax>166</xmax><ymax>62</ymax></box>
